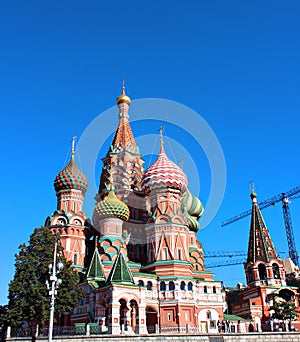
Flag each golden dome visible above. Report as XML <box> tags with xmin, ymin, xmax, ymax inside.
<box><xmin>116</xmin><ymin>80</ymin><xmax>131</xmax><ymax>106</ymax></box>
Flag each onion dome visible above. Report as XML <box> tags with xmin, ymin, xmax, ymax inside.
<box><xmin>54</xmin><ymin>138</ymin><xmax>88</xmax><ymax>195</ymax></box>
<box><xmin>181</xmin><ymin>189</ymin><xmax>204</xmax><ymax>219</ymax></box>
<box><xmin>141</xmin><ymin>130</ymin><xmax>188</xmax><ymax>193</ymax></box>
<box><xmin>181</xmin><ymin>189</ymin><xmax>204</xmax><ymax>232</ymax></box>
<box><xmin>116</xmin><ymin>80</ymin><xmax>131</xmax><ymax>106</ymax></box>
<box><xmin>94</xmin><ymin>189</ymin><xmax>130</xmax><ymax>221</ymax></box>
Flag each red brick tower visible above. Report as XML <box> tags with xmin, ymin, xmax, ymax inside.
<box><xmin>244</xmin><ymin>190</ymin><xmax>286</xmax><ymax>287</ymax></box>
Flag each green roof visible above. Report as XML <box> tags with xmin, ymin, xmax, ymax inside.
<box><xmin>106</xmin><ymin>252</ymin><xmax>135</xmax><ymax>285</ymax></box>
<box><xmin>223</xmin><ymin>314</ymin><xmax>250</xmax><ymax>322</ymax></box>
<box><xmin>86</xmin><ymin>248</ymin><xmax>106</xmax><ymax>281</ymax></box>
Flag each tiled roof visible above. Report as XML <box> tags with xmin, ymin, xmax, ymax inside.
<box><xmin>106</xmin><ymin>252</ymin><xmax>135</xmax><ymax>285</ymax></box>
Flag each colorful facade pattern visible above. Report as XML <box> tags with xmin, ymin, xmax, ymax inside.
<box><xmin>45</xmin><ymin>86</ymin><xmax>226</xmax><ymax>334</ymax></box>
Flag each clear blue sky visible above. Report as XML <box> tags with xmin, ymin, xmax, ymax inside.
<box><xmin>1</xmin><ymin>1</ymin><xmax>300</xmax><ymax>304</ymax></box>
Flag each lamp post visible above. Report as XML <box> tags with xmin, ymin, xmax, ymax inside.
<box><xmin>46</xmin><ymin>236</ymin><xmax>63</xmax><ymax>342</ymax></box>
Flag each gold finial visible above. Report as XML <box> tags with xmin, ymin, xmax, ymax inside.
<box><xmin>94</xmin><ymin>236</ymin><xmax>98</xmax><ymax>248</ymax></box>
<box><xmin>116</xmin><ymin>78</ymin><xmax>131</xmax><ymax>106</ymax></box>
<box><xmin>71</xmin><ymin>136</ymin><xmax>77</xmax><ymax>160</ymax></box>
<box><xmin>159</xmin><ymin>126</ymin><xmax>165</xmax><ymax>154</ymax></box>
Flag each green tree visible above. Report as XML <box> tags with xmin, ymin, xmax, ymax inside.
<box><xmin>6</xmin><ymin>227</ymin><xmax>83</xmax><ymax>329</ymax></box>
<box><xmin>270</xmin><ymin>300</ymin><xmax>298</xmax><ymax>322</ymax></box>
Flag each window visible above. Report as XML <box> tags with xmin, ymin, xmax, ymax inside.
<box><xmin>147</xmin><ymin>281</ymin><xmax>152</xmax><ymax>291</ymax></box>
<box><xmin>74</xmin><ymin>254</ymin><xmax>77</xmax><ymax>265</ymax></box>
<box><xmin>178</xmin><ymin>249</ymin><xmax>182</xmax><ymax>260</ymax></box>
<box><xmin>206</xmin><ymin>310</ymin><xmax>211</xmax><ymax>319</ymax></box>
<box><xmin>180</xmin><ymin>281</ymin><xmax>185</xmax><ymax>290</ymax></box>
<box><xmin>258</xmin><ymin>263</ymin><xmax>267</xmax><ymax>280</ymax></box>
<box><xmin>138</xmin><ymin>280</ymin><xmax>144</xmax><ymax>287</ymax></box>
<box><xmin>272</xmin><ymin>263</ymin><xmax>281</xmax><ymax>279</ymax></box>
<box><xmin>188</xmin><ymin>282</ymin><xmax>193</xmax><ymax>291</ymax></box>
<box><xmin>160</xmin><ymin>281</ymin><xmax>166</xmax><ymax>291</ymax></box>
<box><xmin>213</xmin><ymin>286</ymin><xmax>216</xmax><ymax>294</ymax></box>
<box><xmin>136</xmin><ymin>245</ymin><xmax>141</xmax><ymax>258</ymax></box>
<box><xmin>167</xmin><ymin>313</ymin><xmax>171</xmax><ymax>321</ymax></box>
<box><xmin>169</xmin><ymin>281</ymin><xmax>175</xmax><ymax>291</ymax></box>
<box><xmin>163</xmin><ymin>248</ymin><xmax>168</xmax><ymax>260</ymax></box>
<box><xmin>150</xmin><ymin>250</ymin><xmax>154</xmax><ymax>262</ymax></box>
<box><xmin>204</xmin><ymin>286</ymin><xmax>207</xmax><ymax>293</ymax></box>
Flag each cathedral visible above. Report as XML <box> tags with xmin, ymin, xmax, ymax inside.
<box><xmin>43</xmin><ymin>85</ymin><xmax>300</xmax><ymax>335</ymax></box>
<box><xmin>45</xmin><ymin>85</ymin><xmax>225</xmax><ymax>334</ymax></box>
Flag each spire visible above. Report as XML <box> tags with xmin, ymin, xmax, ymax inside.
<box><xmin>111</xmin><ymin>81</ymin><xmax>136</xmax><ymax>152</ymax></box>
<box><xmin>106</xmin><ymin>252</ymin><xmax>135</xmax><ymax>285</ymax></box>
<box><xmin>116</xmin><ymin>78</ymin><xmax>131</xmax><ymax>106</ymax></box>
<box><xmin>247</xmin><ymin>191</ymin><xmax>278</xmax><ymax>263</ymax></box>
<box><xmin>86</xmin><ymin>238</ymin><xmax>106</xmax><ymax>281</ymax></box>
<box><xmin>71</xmin><ymin>136</ymin><xmax>76</xmax><ymax>161</ymax></box>
<box><xmin>159</xmin><ymin>126</ymin><xmax>165</xmax><ymax>154</ymax></box>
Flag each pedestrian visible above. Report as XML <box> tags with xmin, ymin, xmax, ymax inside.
<box><xmin>217</xmin><ymin>320</ymin><xmax>221</xmax><ymax>333</ymax></box>
<box><xmin>226</xmin><ymin>320</ymin><xmax>230</xmax><ymax>332</ymax></box>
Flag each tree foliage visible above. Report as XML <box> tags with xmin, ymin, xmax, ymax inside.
<box><xmin>6</xmin><ymin>227</ymin><xmax>83</xmax><ymax>327</ymax></box>
<box><xmin>270</xmin><ymin>300</ymin><xmax>298</xmax><ymax>321</ymax></box>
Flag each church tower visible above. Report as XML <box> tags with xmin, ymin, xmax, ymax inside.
<box><xmin>96</xmin><ymin>82</ymin><xmax>147</xmax><ymax>263</ymax></box>
<box><xmin>45</xmin><ymin>137</ymin><xmax>90</xmax><ymax>270</ymax></box>
<box><xmin>141</xmin><ymin>129</ymin><xmax>193</xmax><ymax>277</ymax></box>
<box><xmin>244</xmin><ymin>190</ymin><xmax>286</xmax><ymax>287</ymax></box>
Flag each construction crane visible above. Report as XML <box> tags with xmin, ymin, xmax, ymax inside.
<box><xmin>222</xmin><ymin>185</ymin><xmax>300</xmax><ymax>267</ymax></box>
<box><xmin>204</xmin><ymin>251</ymin><xmax>247</xmax><ymax>258</ymax></box>
<box><xmin>205</xmin><ymin>252</ymin><xmax>286</xmax><ymax>268</ymax></box>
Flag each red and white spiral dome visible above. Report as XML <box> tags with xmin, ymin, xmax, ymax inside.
<box><xmin>141</xmin><ymin>144</ymin><xmax>188</xmax><ymax>193</ymax></box>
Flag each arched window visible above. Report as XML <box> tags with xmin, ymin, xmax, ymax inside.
<box><xmin>169</xmin><ymin>281</ymin><xmax>175</xmax><ymax>291</ymax></box>
<box><xmin>258</xmin><ymin>263</ymin><xmax>267</xmax><ymax>280</ymax></box>
<box><xmin>180</xmin><ymin>281</ymin><xmax>185</xmax><ymax>291</ymax></box>
<box><xmin>138</xmin><ymin>280</ymin><xmax>144</xmax><ymax>287</ymax></box>
<box><xmin>73</xmin><ymin>254</ymin><xmax>77</xmax><ymax>265</ymax></box>
<box><xmin>188</xmin><ymin>282</ymin><xmax>193</xmax><ymax>291</ymax></box>
<box><xmin>147</xmin><ymin>281</ymin><xmax>152</xmax><ymax>291</ymax></box>
<box><xmin>204</xmin><ymin>285</ymin><xmax>207</xmax><ymax>293</ymax></box>
<box><xmin>213</xmin><ymin>286</ymin><xmax>216</xmax><ymax>294</ymax></box>
<box><xmin>272</xmin><ymin>263</ymin><xmax>281</xmax><ymax>279</ymax></box>
<box><xmin>206</xmin><ymin>310</ymin><xmax>211</xmax><ymax>319</ymax></box>
<box><xmin>160</xmin><ymin>281</ymin><xmax>166</xmax><ymax>291</ymax></box>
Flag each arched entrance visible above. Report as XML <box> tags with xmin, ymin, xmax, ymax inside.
<box><xmin>146</xmin><ymin>306</ymin><xmax>158</xmax><ymax>333</ymax></box>
<box><xmin>119</xmin><ymin>299</ymin><xmax>128</xmax><ymax>332</ymax></box>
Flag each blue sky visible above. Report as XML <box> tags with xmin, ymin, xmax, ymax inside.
<box><xmin>1</xmin><ymin>1</ymin><xmax>300</xmax><ymax>304</ymax></box>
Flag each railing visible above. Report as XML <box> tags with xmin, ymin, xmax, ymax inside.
<box><xmin>160</xmin><ymin>325</ymin><xmax>199</xmax><ymax>333</ymax></box>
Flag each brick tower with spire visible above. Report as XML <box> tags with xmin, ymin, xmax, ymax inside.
<box><xmin>230</xmin><ymin>190</ymin><xmax>299</xmax><ymax>331</ymax></box>
<box><xmin>245</xmin><ymin>190</ymin><xmax>286</xmax><ymax>287</ymax></box>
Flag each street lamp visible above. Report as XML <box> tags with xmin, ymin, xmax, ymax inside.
<box><xmin>46</xmin><ymin>236</ymin><xmax>63</xmax><ymax>342</ymax></box>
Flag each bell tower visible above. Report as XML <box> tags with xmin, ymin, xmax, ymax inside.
<box><xmin>244</xmin><ymin>190</ymin><xmax>286</xmax><ymax>287</ymax></box>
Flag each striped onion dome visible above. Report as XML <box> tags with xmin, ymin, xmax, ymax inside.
<box><xmin>141</xmin><ymin>144</ymin><xmax>188</xmax><ymax>193</ymax></box>
<box><xmin>94</xmin><ymin>189</ymin><xmax>130</xmax><ymax>221</ymax></box>
<box><xmin>54</xmin><ymin>158</ymin><xmax>88</xmax><ymax>195</ymax></box>
<box><xmin>181</xmin><ymin>189</ymin><xmax>204</xmax><ymax>232</ymax></box>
